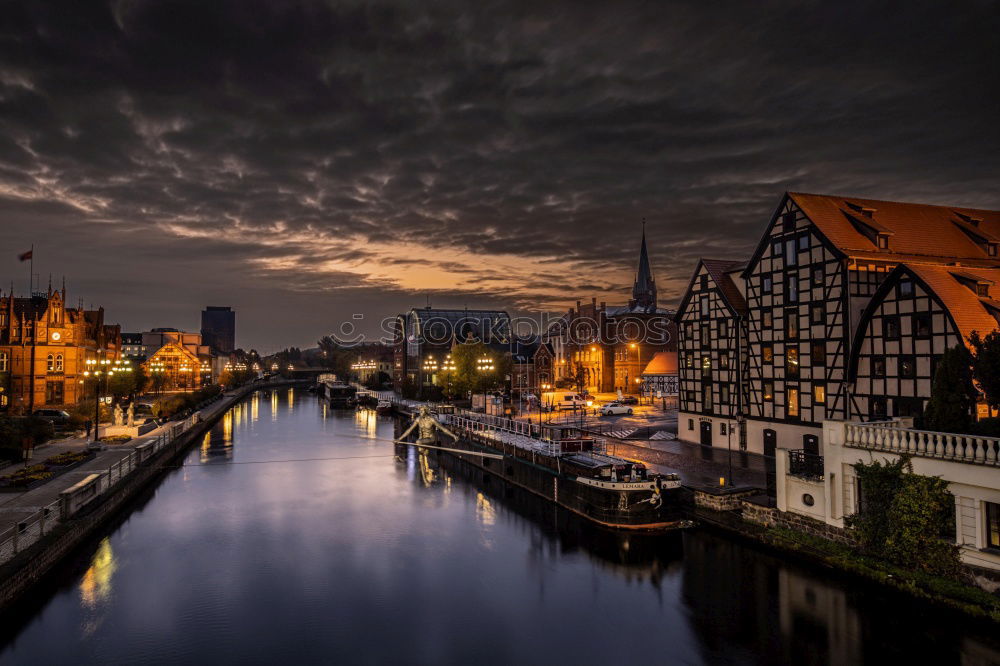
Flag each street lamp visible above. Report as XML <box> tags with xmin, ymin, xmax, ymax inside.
<box><xmin>476</xmin><ymin>355</ymin><xmax>494</xmax><ymax>414</ymax></box>
<box><xmin>83</xmin><ymin>357</ymin><xmax>111</xmax><ymax>443</ymax></box>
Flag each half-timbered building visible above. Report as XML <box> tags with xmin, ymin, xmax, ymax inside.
<box><xmin>675</xmin><ymin>192</ymin><xmax>1000</xmax><ymax>458</ymax></box>
<box><xmin>676</xmin><ymin>259</ymin><xmax>748</xmax><ymax>449</ymax></box>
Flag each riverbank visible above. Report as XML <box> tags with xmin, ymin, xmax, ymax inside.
<box><xmin>690</xmin><ymin>495</ymin><xmax>1000</xmax><ymax>625</ymax></box>
<box><xmin>0</xmin><ymin>379</ymin><xmax>310</xmax><ymax>610</ymax></box>
<box><xmin>388</xmin><ymin>398</ymin><xmax>1000</xmax><ymax>624</ymax></box>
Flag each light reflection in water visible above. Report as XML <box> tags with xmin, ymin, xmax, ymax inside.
<box><xmin>287</xmin><ymin>388</ymin><xmax>294</xmax><ymax>412</ymax></box>
<box><xmin>251</xmin><ymin>392</ymin><xmax>259</xmax><ymax>422</ymax></box>
<box><xmin>476</xmin><ymin>492</ymin><xmax>496</xmax><ymax>526</ymax></box>
<box><xmin>79</xmin><ymin>538</ymin><xmax>116</xmax><ymax>609</ymax></box>
<box><xmin>418</xmin><ymin>450</ymin><xmax>437</xmax><ymax>486</ymax></box>
<box><xmin>271</xmin><ymin>391</ymin><xmax>278</xmax><ymax>421</ymax></box>
<box><xmin>354</xmin><ymin>408</ymin><xmax>377</xmax><ymax>438</ymax></box>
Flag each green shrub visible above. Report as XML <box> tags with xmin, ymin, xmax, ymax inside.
<box><xmin>44</xmin><ymin>451</ymin><xmax>90</xmax><ymax>466</ymax></box>
<box><xmin>846</xmin><ymin>455</ymin><xmax>961</xmax><ymax>577</ymax></box>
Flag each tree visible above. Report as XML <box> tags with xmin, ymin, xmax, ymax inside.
<box><xmin>316</xmin><ymin>337</ymin><xmax>358</xmax><ymax>381</ymax></box>
<box><xmin>969</xmin><ymin>330</ymin><xmax>1000</xmax><ymax>410</ymax></box>
<box><xmin>924</xmin><ymin>344</ymin><xmax>977</xmax><ymax>433</ymax></box>
<box><xmin>570</xmin><ymin>361</ymin><xmax>587</xmax><ymax>394</ymax></box>
<box><xmin>450</xmin><ymin>341</ymin><xmax>510</xmax><ymax>399</ymax></box>
<box><xmin>847</xmin><ymin>456</ymin><xmax>960</xmax><ymax>577</ymax></box>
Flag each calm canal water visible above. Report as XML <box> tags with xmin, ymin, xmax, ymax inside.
<box><xmin>0</xmin><ymin>389</ymin><xmax>996</xmax><ymax>665</ymax></box>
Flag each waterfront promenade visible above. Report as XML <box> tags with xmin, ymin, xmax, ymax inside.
<box><xmin>0</xmin><ymin>380</ymin><xmax>302</xmax><ymax>566</ymax></box>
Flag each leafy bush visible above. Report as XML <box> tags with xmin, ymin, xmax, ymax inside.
<box><xmin>846</xmin><ymin>455</ymin><xmax>961</xmax><ymax>577</ymax></box>
<box><xmin>44</xmin><ymin>451</ymin><xmax>91</xmax><ymax>467</ymax></box>
<box><xmin>0</xmin><ymin>464</ymin><xmax>54</xmax><ymax>487</ymax></box>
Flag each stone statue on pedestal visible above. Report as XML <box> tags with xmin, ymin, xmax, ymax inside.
<box><xmin>113</xmin><ymin>403</ymin><xmax>124</xmax><ymax>427</ymax></box>
<box><xmin>126</xmin><ymin>402</ymin><xmax>135</xmax><ymax>427</ymax></box>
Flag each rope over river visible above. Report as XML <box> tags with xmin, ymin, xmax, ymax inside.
<box><xmin>0</xmin><ymin>388</ymin><xmax>996</xmax><ymax>664</ymax></box>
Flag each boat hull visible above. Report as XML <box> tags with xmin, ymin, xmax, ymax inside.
<box><xmin>407</xmin><ymin>431</ymin><xmax>689</xmax><ymax>531</ymax></box>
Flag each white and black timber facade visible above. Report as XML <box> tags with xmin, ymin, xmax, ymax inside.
<box><xmin>675</xmin><ymin>192</ymin><xmax>1000</xmax><ymax>457</ymax></box>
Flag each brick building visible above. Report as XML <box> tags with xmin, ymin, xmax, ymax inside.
<box><xmin>549</xmin><ymin>227</ymin><xmax>676</xmax><ymax>394</ymax></box>
<box><xmin>0</xmin><ymin>284</ymin><xmax>121</xmax><ymax>414</ymax></box>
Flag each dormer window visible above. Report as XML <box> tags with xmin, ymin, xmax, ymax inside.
<box><xmin>955</xmin><ymin>211</ymin><xmax>983</xmax><ymax>227</ymax></box>
<box><xmin>842</xmin><ymin>206</ymin><xmax>893</xmax><ymax>249</ymax></box>
<box><xmin>846</xmin><ymin>201</ymin><xmax>877</xmax><ymax>218</ymax></box>
<box><xmin>950</xmin><ymin>271</ymin><xmax>994</xmax><ymax>299</ymax></box>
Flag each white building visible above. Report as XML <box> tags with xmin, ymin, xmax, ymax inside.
<box><xmin>776</xmin><ymin>419</ymin><xmax>1000</xmax><ymax>575</ymax></box>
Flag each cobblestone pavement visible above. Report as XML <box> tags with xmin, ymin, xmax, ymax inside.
<box><xmin>606</xmin><ymin>438</ymin><xmax>768</xmax><ymax>489</ymax></box>
<box><xmin>511</xmin><ymin>404</ymin><xmax>766</xmax><ymax>489</ymax></box>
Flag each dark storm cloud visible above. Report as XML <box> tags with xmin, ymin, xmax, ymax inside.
<box><xmin>1</xmin><ymin>0</ymin><xmax>998</xmax><ymax>347</ymax></box>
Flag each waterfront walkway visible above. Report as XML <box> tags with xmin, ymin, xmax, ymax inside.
<box><xmin>0</xmin><ymin>389</ymin><xmax>244</xmax><ymax>540</ymax></box>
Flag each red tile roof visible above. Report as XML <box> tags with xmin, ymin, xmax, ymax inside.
<box><xmin>905</xmin><ymin>264</ymin><xmax>1000</xmax><ymax>341</ymax></box>
<box><xmin>701</xmin><ymin>259</ymin><xmax>748</xmax><ymax>315</ymax></box>
<box><xmin>789</xmin><ymin>192</ymin><xmax>1000</xmax><ymax>263</ymax></box>
<box><xmin>641</xmin><ymin>351</ymin><xmax>678</xmax><ymax>375</ymax></box>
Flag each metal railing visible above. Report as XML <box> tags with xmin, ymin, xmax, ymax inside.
<box><xmin>845</xmin><ymin>422</ymin><xmax>1000</xmax><ymax>466</ymax></box>
<box><xmin>788</xmin><ymin>449</ymin><xmax>824</xmax><ymax>479</ymax></box>
<box><xmin>0</xmin><ymin>499</ymin><xmax>61</xmax><ymax>564</ymax></box>
<box><xmin>0</xmin><ymin>413</ymin><xmax>201</xmax><ymax>566</ymax></box>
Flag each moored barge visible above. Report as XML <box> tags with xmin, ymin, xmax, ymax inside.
<box><xmin>403</xmin><ymin>411</ymin><xmax>689</xmax><ymax>531</ymax></box>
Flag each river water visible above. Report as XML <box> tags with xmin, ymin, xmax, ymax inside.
<box><xmin>0</xmin><ymin>389</ymin><xmax>996</xmax><ymax>665</ymax></box>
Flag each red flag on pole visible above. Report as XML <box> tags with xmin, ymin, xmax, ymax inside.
<box><xmin>18</xmin><ymin>250</ymin><xmax>32</xmax><ymax>262</ymax></box>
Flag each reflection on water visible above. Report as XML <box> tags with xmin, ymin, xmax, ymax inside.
<box><xmin>1</xmin><ymin>390</ymin><xmax>997</xmax><ymax>666</ymax></box>
<box><xmin>79</xmin><ymin>538</ymin><xmax>116</xmax><ymax>609</ymax></box>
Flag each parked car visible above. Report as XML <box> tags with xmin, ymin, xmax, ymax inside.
<box><xmin>618</xmin><ymin>396</ymin><xmax>639</xmax><ymax>405</ymax></box>
<box><xmin>32</xmin><ymin>409</ymin><xmax>71</xmax><ymax>425</ymax></box>
<box><xmin>598</xmin><ymin>402</ymin><xmax>633</xmax><ymax>416</ymax></box>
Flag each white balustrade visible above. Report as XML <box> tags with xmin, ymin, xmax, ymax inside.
<box><xmin>845</xmin><ymin>423</ymin><xmax>1000</xmax><ymax>466</ymax></box>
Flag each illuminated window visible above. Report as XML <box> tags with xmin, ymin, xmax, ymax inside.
<box><xmin>0</xmin><ymin>352</ymin><xmax>7</xmax><ymax>372</ymax></box>
<box><xmin>763</xmin><ymin>346</ymin><xmax>773</xmax><ymax>363</ymax></box>
<box><xmin>701</xmin><ymin>356</ymin><xmax>711</xmax><ymax>379</ymax></box>
<box><xmin>787</xmin><ymin>347</ymin><xmax>799</xmax><ymax>377</ymax></box>
<box><xmin>55</xmin><ymin>354</ymin><xmax>63</xmax><ymax>372</ymax></box>
<box><xmin>813</xmin><ymin>383</ymin><xmax>826</xmax><ymax>403</ymax></box>
<box><xmin>788</xmin><ymin>387</ymin><xmax>800</xmax><ymax>417</ymax></box>
<box><xmin>46</xmin><ymin>354</ymin><xmax>54</xmax><ymax>372</ymax></box>
<box><xmin>763</xmin><ymin>381</ymin><xmax>774</xmax><ymax>401</ymax></box>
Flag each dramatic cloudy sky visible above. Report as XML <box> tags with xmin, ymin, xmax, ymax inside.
<box><xmin>2</xmin><ymin>1</ymin><xmax>998</xmax><ymax>350</ymax></box>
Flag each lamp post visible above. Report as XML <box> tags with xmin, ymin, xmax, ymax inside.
<box><xmin>84</xmin><ymin>357</ymin><xmax>111</xmax><ymax>443</ymax></box>
<box><xmin>476</xmin><ymin>355</ymin><xmax>494</xmax><ymax>414</ymax></box>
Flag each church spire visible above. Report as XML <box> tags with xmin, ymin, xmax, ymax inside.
<box><xmin>630</xmin><ymin>218</ymin><xmax>657</xmax><ymax>311</ymax></box>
